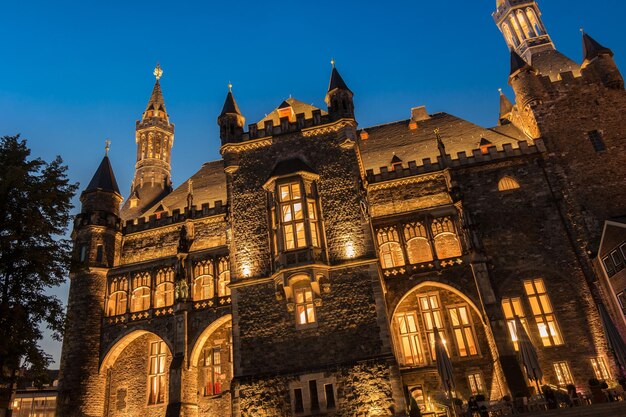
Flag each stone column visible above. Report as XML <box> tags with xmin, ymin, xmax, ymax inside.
<box><xmin>166</xmin><ymin>305</ymin><xmax>198</xmax><ymax>417</ymax></box>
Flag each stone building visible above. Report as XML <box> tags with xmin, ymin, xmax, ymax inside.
<box><xmin>56</xmin><ymin>1</ymin><xmax>626</xmax><ymax>416</ymax></box>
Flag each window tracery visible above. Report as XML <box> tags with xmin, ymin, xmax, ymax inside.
<box><xmin>106</xmin><ymin>277</ymin><xmax>128</xmax><ymax>316</ymax></box>
<box><xmin>154</xmin><ymin>268</ymin><xmax>174</xmax><ymax>308</ymax></box>
<box><xmin>131</xmin><ymin>272</ymin><xmax>151</xmax><ymax>312</ymax></box>
<box><xmin>377</xmin><ymin>227</ymin><xmax>405</xmax><ymax>268</ymax></box>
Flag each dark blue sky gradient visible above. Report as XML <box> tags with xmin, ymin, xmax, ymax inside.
<box><xmin>1</xmin><ymin>0</ymin><xmax>624</xmax><ymax>364</ymax></box>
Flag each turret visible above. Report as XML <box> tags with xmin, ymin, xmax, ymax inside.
<box><xmin>508</xmin><ymin>51</ymin><xmax>543</xmax><ymax>109</ymax></box>
<box><xmin>493</xmin><ymin>0</ymin><xmax>554</xmax><ymax>62</ymax></box>
<box><xmin>218</xmin><ymin>84</ymin><xmax>245</xmax><ymax>146</ymax></box>
<box><xmin>121</xmin><ymin>64</ymin><xmax>174</xmax><ymax>220</ymax></box>
<box><xmin>57</xmin><ymin>146</ymin><xmax>123</xmax><ymax>417</ymax></box>
<box><xmin>325</xmin><ymin>61</ymin><xmax>354</xmax><ymax>121</ymax></box>
<box><xmin>581</xmin><ymin>33</ymin><xmax>624</xmax><ymax>90</ymax></box>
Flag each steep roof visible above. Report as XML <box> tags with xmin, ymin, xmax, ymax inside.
<box><xmin>328</xmin><ymin>67</ymin><xmax>351</xmax><ymax>93</ymax></box>
<box><xmin>510</xmin><ymin>50</ymin><xmax>534</xmax><ymax>76</ymax></box>
<box><xmin>499</xmin><ymin>91</ymin><xmax>514</xmax><ymax>118</ymax></box>
<box><xmin>530</xmin><ymin>49</ymin><xmax>581</xmax><ymax>80</ymax></box>
<box><xmin>84</xmin><ymin>155</ymin><xmax>120</xmax><ymax>195</ymax></box>
<box><xmin>269</xmin><ymin>158</ymin><xmax>317</xmax><ymax>178</ymax></box>
<box><xmin>143</xmin><ymin>80</ymin><xmax>168</xmax><ymax>121</ymax></box>
<box><xmin>583</xmin><ymin>33</ymin><xmax>614</xmax><ymax>61</ymax></box>
<box><xmin>358</xmin><ymin>112</ymin><xmax>528</xmax><ymax>173</ymax></box>
<box><xmin>220</xmin><ymin>91</ymin><xmax>242</xmax><ymax>116</ymax></box>
<box><xmin>143</xmin><ymin>160</ymin><xmax>227</xmax><ymax>217</ymax></box>
<box><xmin>256</xmin><ymin>97</ymin><xmax>327</xmax><ymax>127</ymax></box>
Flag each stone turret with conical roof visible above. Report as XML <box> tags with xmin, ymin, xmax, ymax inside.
<box><xmin>121</xmin><ymin>64</ymin><xmax>175</xmax><ymax>220</ymax></box>
<box><xmin>325</xmin><ymin>61</ymin><xmax>354</xmax><ymax>121</ymax></box>
<box><xmin>57</xmin><ymin>144</ymin><xmax>123</xmax><ymax>417</ymax></box>
<box><xmin>581</xmin><ymin>32</ymin><xmax>624</xmax><ymax>90</ymax></box>
<box><xmin>218</xmin><ymin>84</ymin><xmax>245</xmax><ymax>146</ymax></box>
<box><xmin>498</xmin><ymin>89</ymin><xmax>514</xmax><ymax>125</ymax></box>
<box><xmin>508</xmin><ymin>50</ymin><xmax>543</xmax><ymax>110</ymax></box>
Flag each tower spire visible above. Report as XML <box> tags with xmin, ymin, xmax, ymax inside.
<box><xmin>120</xmin><ymin>65</ymin><xmax>175</xmax><ymax>220</ymax></box>
<box><xmin>325</xmin><ymin>62</ymin><xmax>354</xmax><ymax>120</ymax></box>
<box><xmin>493</xmin><ymin>1</ymin><xmax>553</xmax><ymax>62</ymax></box>
<box><xmin>218</xmin><ymin>84</ymin><xmax>245</xmax><ymax>146</ymax></box>
<box><xmin>498</xmin><ymin>88</ymin><xmax>514</xmax><ymax>125</ymax></box>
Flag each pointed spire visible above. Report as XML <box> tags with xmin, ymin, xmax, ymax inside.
<box><xmin>499</xmin><ymin>88</ymin><xmax>514</xmax><ymax>124</ymax></box>
<box><xmin>509</xmin><ymin>50</ymin><xmax>536</xmax><ymax>77</ymax></box>
<box><xmin>142</xmin><ymin>64</ymin><xmax>168</xmax><ymax>121</ymax></box>
<box><xmin>220</xmin><ymin>84</ymin><xmax>242</xmax><ymax>116</ymax></box>
<box><xmin>328</xmin><ymin>66</ymin><xmax>352</xmax><ymax>94</ymax></box>
<box><xmin>85</xmin><ymin>154</ymin><xmax>120</xmax><ymax>195</ymax></box>
<box><xmin>583</xmin><ymin>33</ymin><xmax>614</xmax><ymax>62</ymax></box>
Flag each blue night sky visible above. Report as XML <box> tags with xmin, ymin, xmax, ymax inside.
<box><xmin>1</xmin><ymin>0</ymin><xmax>625</xmax><ymax>365</ymax></box>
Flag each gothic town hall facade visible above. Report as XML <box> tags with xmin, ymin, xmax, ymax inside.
<box><xmin>57</xmin><ymin>2</ymin><xmax>626</xmax><ymax>416</ymax></box>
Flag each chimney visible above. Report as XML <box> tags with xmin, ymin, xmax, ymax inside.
<box><xmin>411</xmin><ymin>106</ymin><xmax>430</xmax><ymax>122</ymax></box>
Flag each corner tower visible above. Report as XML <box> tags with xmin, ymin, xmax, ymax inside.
<box><xmin>121</xmin><ymin>64</ymin><xmax>174</xmax><ymax>219</ymax></box>
<box><xmin>57</xmin><ymin>146</ymin><xmax>123</xmax><ymax>417</ymax></box>
<box><xmin>493</xmin><ymin>0</ymin><xmax>553</xmax><ymax>62</ymax></box>
<box><xmin>218</xmin><ymin>84</ymin><xmax>245</xmax><ymax>146</ymax></box>
<box><xmin>325</xmin><ymin>61</ymin><xmax>354</xmax><ymax>120</ymax></box>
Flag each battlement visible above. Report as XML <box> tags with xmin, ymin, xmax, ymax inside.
<box><xmin>365</xmin><ymin>139</ymin><xmax>545</xmax><ymax>184</ymax></box>
<box><xmin>122</xmin><ymin>200</ymin><xmax>228</xmax><ymax>234</ymax></box>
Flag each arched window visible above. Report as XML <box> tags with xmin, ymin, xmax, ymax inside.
<box><xmin>517</xmin><ymin>10</ymin><xmax>533</xmax><ymax>39</ymax></box>
<box><xmin>526</xmin><ymin>8</ymin><xmax>543</xmax><ymax>36</ymax></box>
<box><xmin>154</xmin><ymin>269</ymin><xmax>174</xmax><ymax>308</ymax></box>
<box><xmin>131</xmin><ymin>272</ymin><xmax>151</xmax><ymax>312</ymax></box>
<box><xmin>502</xmin><ymin>23</ymin><xmax>519</xmax><ymax>48</ymax></box>
<box><xmin>431</xmin><ymin>218</ymin><xmax>462</xmax><ymax>260</ymax></box>
<box><xmin>498</xmin><ymin>176</ymin><xmax>521</xmax><ymax>191</ymax></box>
<box><xmin>510</xmin><ymin>15</ymin><xmax>524</xmax><ymax>41</ymax></box>
<box><xmin>404</xmin><ymin>223</ymin><xmax>433</xmax><ymax>264</ymax></box>
<box><xmin>293</xmin><ymin>281</ymin><xmax>316</xmax><ymax>326</ymax></box>
<box><xmin>217</xmin><ymin>257</ymin><xmax>231</xmax><ymax>297</ymax></box>
<box><xmin>106</xmin><ymin>277</ymin><xmax>128</xmax><ymax>316</ymax></box>
<box><xmin>377</xmin><ymin>227</ymin><xmax>405</xmax><ymax>269</ymax></box>
<box><xmin>194</xmin><ymin>260</ymin><xmax>214</xmax><ymax>301</ymax></box>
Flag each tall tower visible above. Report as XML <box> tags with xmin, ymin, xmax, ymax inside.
<box><xmin>493</xmin><ymin>0</ymin><xmax>553</xmax><ymax>62</ymax></box>
<box><xmin>57</xmin><ymin>147</ymin><xmax>123</xmax><ymax>417</ymax></box>
<box><xmin>217</xmin><ymin>83</ymin><xmax>245</xmax><ymax>146</ymax></box>
<box><xmin>121</xmin><ymin>64</ymin><xmax>174</xmax><ymax>219</ymax></box>
<box><xmin>325</xmin><ymin>61</ymin><xmax>354</xmax><ymax>120</ymax></box>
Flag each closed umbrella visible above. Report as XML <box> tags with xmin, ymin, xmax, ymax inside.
<box><xmin>434</xmin><ymin>327</ymin><xmax>455</xmax><ymax>395</ymax></box>
<box><xmin>598</xmin><ymin>303</ymin><xmax>626</xmax><ymax>375</ymax></box>
<box><xmin>514</xmin><ymin>315</ymin><xmax>543</xmax><ymax>394</ymax></box>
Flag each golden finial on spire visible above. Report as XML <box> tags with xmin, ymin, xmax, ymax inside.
<box><xmin>154</xmin><ymin>63</ymin><xmax>163</xmax><ymax>81</ymax></box>
<box><xmin>105</xmin><ymin>139</ymin><xmax>111</xmax><ymax>156</ymax></box>
<box><xmin>330</xmin><ymin>58</ymin><xmax>335</xmax><ymax>68</ymax></box>
<box><xmin>228</xmin><ymin>81</ymin><xmax>233</xmax><ymax>92</ymax></box>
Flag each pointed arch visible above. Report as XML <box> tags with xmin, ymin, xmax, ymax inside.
<box><xmin>189</xmin><ymin>314</ymin><xmax>232</xmax><ymax>368</ymax></box>
<box><xmin>100</xmin><ymin>329</ymin><xmax>173</xmax><ymax>373</ymax></box>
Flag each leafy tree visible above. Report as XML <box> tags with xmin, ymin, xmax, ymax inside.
<box><xmin>0</xmin><ymin>135</ymin><xmax>78</xmax><ymax>405</ymax></box>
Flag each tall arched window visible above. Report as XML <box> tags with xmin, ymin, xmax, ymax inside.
<box><xmin>502</xmin><ymin>23</ymin><xmax>519</xmax><ymax>48</ymax></box>
<box><xmin>194</xmin><ymin>260</ymin><xmax>214</xmax><ymax>301</ymax></box>
<box><xmin>377</xmin><ymin>227</ymin><xmax>405</xmax><ymax>269</ymax></box>
<box><xmin>517</xmin><ymin>10</ymin><xmax>533</xmax><ymax>39</ymax></box>
<box><xmin>404</xmin><ymin>223</ymin><xmax>433</xmax><ymax>264</ymax></box>
<box><xmin>498</xmin><ymin>176</ymin><xmax>521</xmax><ymax>191</ymax></box>
<box><xmin>154</xmin><ymin>268</ymin><xmax>174</xmax><ymax>308</ymax></box>
<box><xmin>510</xmin><ymin>15</ymin><xmax>524</xmax><ymax>41</ymax></box>
<box><xmin>431</xmin><ymin>218</ymin><xmax>462</xmax><ymax>260</ymax></box>
<box><xmin>525</xmin><ymin>8</ymin><xmax>543</xmax><ymax>36</ymax></box>
<box><xmin>217</xmin><ymin>257</ymin><xmax>231</xmax><ymax>297</ymax></box>
<box><xmin>107</xmin><ymin>277</ymin><xmax>128</xmax><ymax>316</ymax></box>
<box><xmin>131</xmin><ymin>272</ymin><xmax>151</xmax><ymax>312</ymax></box>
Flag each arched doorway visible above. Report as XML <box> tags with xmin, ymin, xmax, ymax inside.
<box><xmin>391</xmin><ymin>282</ymin><xmax>502</xmax><ymax>413</ymax></box>
<box><xmin>101</xmin><ymin>330</ymin><xmax>173</xmax><ymax>417</ymax></box>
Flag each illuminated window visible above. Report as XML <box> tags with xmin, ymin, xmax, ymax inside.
<box><xmin>203</xmin><ymin>347</ymin><xmax>223</xmax><ymax>396</ymax></box>
<box><xmin>525</xmin><ymin>8</ymin><xmax>543</xmax><ymax>36</ymax></box>
<box><xmin>524</xmin><ymin>279</ymin><xmax>563</xmax><ymax>346</ymax></box>
<box><xmin>419</xmin><ymin>293</ymin><xmax>448</xmax><ymax>360</ymax></box>
<box><xmin>501</xmin><ymin>297</ymin><xmax>531</xmax><ymax>351</ymax></box>
<box><xmin>308</xmin><ymin>201</ymin><xmax>320</xmax><ymax>247</ymax></box>
<box><xmin>517</xmin><ymin>10</ymin><xmax>533</xmax><ymax>39</ymax></box>
<box><xmin>193</xmin><ymin>260</ymin><xmax>214</xmax><ymax>301</ymax></box>
<box><xmin>279</xmin><ymin>182</ymin><xmax>307</xmax><ymax>250</ymax></box>
<box><xmin>295</xmin><ymin>285</ymin><xmax>316</xmax><ymax>326</ymax></box>
<box><xmin>395</xmin><ymin>312</ymin><xmax>425</xmax><ymax>366</ymax></box>
<box><xmin>502</xmin><ymin>23</ymin><xmax>519</xmax><ymax>48</ymax></box>
<box><xmin>377</xmin><ymin>227</ymin><xmax>405</xmax><ymax>268</ymax></box>
<box><xmin>131</xmin><ymin>273</ymin><xmax>151</xmax><ymax>312</ymax></box>
<box><xmin>106</xmin><ymin>277</ymin><xmax>128</xmax><ymax>316</ymax></box>
<box><xmin>467</xmin><ymin>373</ymin><xmax>484</xmax><ymax>395</ymax></box>
<box><xmin>591</xmin><ymin>357</ymin><xmax>610</xmax><ymax>380</ymax></box>
<box><xmin>431</xmin><ymin>217</ymin><xmax>462</xmax><ymax>260</ymax></box>
<box><xmin>553</xmin><ymin>362</ymin><xmax>573</xmax><ymax>386</ymax></box>
<box><xmin>217</xmin><ymin>257</ymin><xmax>231</xmax><ymax>297</ymax></box>
<box><xmin>498</xmin><ymin>176</ymin><xmax>520</xmax><ymax>191</ymax></box>
<box><xmin>404</xmin><ymin>223</ymin><xmax>433</xmax><ymax>264</ymax></box>
<box><xmin>510</xmin><ymin>15</ymin><xmax>524</xmax><ymax>42</ymax></box>
<box><xmin>448</xmin><ymin>305</ymin><xmax>478</xmax><ymax>357</ymax></box>
<box><xmin>148</xmin><ymin>341</ymin><xmax>167</xmax><ymax>404</ymax></box>
<box><xmin>154</xmin><ymin>269</ymin><xmax>174</xmax><ymax>308</ymax></box>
